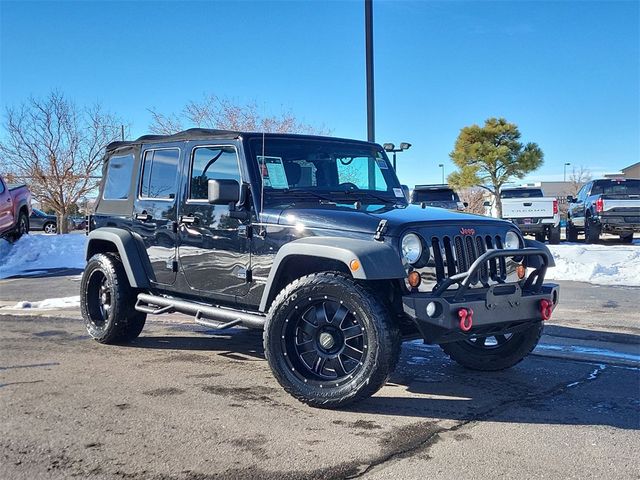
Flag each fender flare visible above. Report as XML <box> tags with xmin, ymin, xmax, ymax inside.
<box><xmin>259</xmin><ymin>236</ymin><xmax>405</xmax><ymax>312</ymax></box>
<box><xmin>524</xmin><ymin>238</ymin><xmax>556</xmax><ymax>268</ymax></box>
<box><xmin>85</xmin><ymin>228</ymin><xmax>154</xmax><ymax>288</ymax></box>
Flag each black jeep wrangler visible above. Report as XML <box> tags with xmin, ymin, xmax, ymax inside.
<box><xmin>81</xmin><ymin>129</ymin><xmax>559</xmax><ymax>408</ymax></box>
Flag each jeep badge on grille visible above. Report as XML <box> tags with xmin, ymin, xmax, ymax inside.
<box><xmin>460</xmin><ymin>227</ymin><xmax>475</xmax><ymax>235</ymax></box>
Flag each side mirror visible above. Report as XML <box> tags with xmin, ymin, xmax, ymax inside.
<box><xmin>566</xmin><ymin>195</ymin><xmax>574</xmax><ymax>203</ymax></box>
<box><xmin>463</xmin><ymin>202</ymin><xmax>469</xmax><ymax>208</ymax></box>
<box><xmin>483</xmin><ymin>201</ymin><xmax>491</xmax><ymax>207</ymax></box>
<box><xmin>208</xmin><ymin>179</ymin><xmax>240</xmax><ymax>205</ymax></box>
<box><xmin>401</xmin><ymin>184</ymin><xmax>410</xmax><ymax>200</ymax></box>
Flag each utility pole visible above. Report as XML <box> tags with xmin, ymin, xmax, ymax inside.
<box><xmin>121</xmin><ymin>125</ymin><xmax>125</xmax><ymax>141</ymax></box>
<box><xmin>365</xmin><ymin>0</ymin><xmax>375</xmax><ymax>142</ymax></box>
<box><xmin>564</xmin><ymin>162</ymin><xmax>571</xmax><ymax>182</ymax></box>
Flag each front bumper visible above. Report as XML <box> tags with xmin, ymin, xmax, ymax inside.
<box><xmin>402</xmin><ymin>247</ymin><xmax>559</xmax><ymax>344</ymax></box>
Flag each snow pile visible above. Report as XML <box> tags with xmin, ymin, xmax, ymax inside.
<box><xmin>0</xmin><ymin>234</ymin><xmax>87</xmax><ymax>279</ymax></box>
<box><xmin>11</xmin><ymin>296</ymin><xmax>80</xmax><ymax>310</ymax></box>
<box><xmin>546</xmin><ymin>243</ymin><xmax>640</xmax><ymax>287</ymax></box>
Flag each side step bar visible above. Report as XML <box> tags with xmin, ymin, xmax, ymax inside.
<box><xmin>135</xmin><ymin>293</ymin><xmax>266</xmax><ymax>330</ymax></box>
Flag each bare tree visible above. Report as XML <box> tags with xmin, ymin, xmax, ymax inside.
<box><xmin>0</xmin><ymin>92</ymin><xmax>124</xmax><ymax>233</ymax></box>
<box><xmin>458</xmin><ymin>187</ymin><xmax>487</xmax><ymax>215</ymax></box>
<box><xmin>149</xmin><ymin>94</ymin><xmax>330</xmax><ymax>135</ymax></box>
<box><xmin>567</xmin><ymin>165</ymin><xmax>592</xmax><ymax>196</ymax></box>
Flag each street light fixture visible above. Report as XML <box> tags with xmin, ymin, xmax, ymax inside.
<box><xmin>438</xmin><ymin>164</ymin><xmax>445</xmax><ymax>184</ymax></box>
<box><xmin>564</xmin><ymin>162</ymin><xmax>571</xmax><ymax>182</ymax></box>
<box><xmin>383</xmin><ymin>142</ymin><xmax>412</xmax><ymax>171</ymax></box>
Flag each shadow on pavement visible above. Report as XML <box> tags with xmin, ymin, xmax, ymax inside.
<box><xmin>544</xmin><ymin>324</ymin><xmax>640</xmax><ymax>345</ymax></box>
<box><xmin>4</xmin><ymin>267</ymin><xmax>83</xmax><ymax>279</ymax></box>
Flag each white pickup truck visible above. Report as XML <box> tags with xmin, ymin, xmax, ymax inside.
<box><xmin>499</xmin><ymin>187</ymin><xmax>560</xmax><ymax>244</ymax></box>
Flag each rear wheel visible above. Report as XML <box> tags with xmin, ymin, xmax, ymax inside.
<box><xmin>439</xmin><ymin>322</ymin><xmax>543</xmax><ymax>371</ymax></box>
<box><xmin>9</xmin><ymin>211</ymin><xmax>29</xmax><ymax>241</ymax></box>
<box><xmin>585</xmin><ymin>216</ymin><xmax>601</xmax><ymax>244</ymax></box>
<box><xmin>566</xmin><ymin>219</ymin><xmax>579</xmax><ymax>242</ymax></box>
<box><xmin>80</xmin><ymin>253</ymin><xmax>146</xmax><ymax>344</ymax></box>
<box><xmin>620</xmin><ymin>233</ymin><xmax>634</xmax><ymax>244</ymax></box>
<box><xmin>548</xmin><ymin>224</ymin><xmax>561</xmax><ymax>244</ymax></box>
<box><xmin>264</xmin><ymin>272</ymin><xmax>401</xmax><ymax>408</ymax></box>
<box><xmin>534</xmin><ymin>232</ymin><xmax>546</xmax><ymax>242</ymax></box>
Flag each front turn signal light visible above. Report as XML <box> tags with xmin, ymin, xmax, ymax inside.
<box><xmin>408</xmin><ymin>271</ymin><xmax>422</xmax><ymax>288</ymax></box>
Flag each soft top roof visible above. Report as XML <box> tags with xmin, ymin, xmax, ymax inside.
<box><xmin>106</xmin><ymin>128</ymin><xmax>377</xmax><ymax>152</ymax></box>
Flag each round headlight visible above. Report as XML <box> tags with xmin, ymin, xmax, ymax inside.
<box><xmin>401</xmin><ymin>233</ymin><xmax>423</xmax><ymax>265</ymax></box>
<box><xmin>504</xmin><ymin>231</ymin><xmax>521</xmax><ymax>250</ymax></box>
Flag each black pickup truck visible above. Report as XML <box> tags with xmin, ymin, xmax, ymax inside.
<box><xmin>567</xmin><ymin>178</ymin><xmax>640</xmax><ymax>243</ymax></box>
<box><xmin>81</xmin><ymin>129</ymin><xmax>558</xmax><ymax>408</ymax></box>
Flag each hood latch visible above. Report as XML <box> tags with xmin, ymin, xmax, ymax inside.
<box><xmin>374</xmin><ymin>219</ymin><xmax>388</xmax><ymax>241</ymax></box>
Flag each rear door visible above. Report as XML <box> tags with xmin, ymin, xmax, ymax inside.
<box><xmin>177</xmin><ymin>141</ymin><xmax>251</xmax><ymax>303</ymax></box>
<box><xmin>0</xmin><ymin>177</ymin><xmax>14</xmax><ymax>232</ymax></box>
<box><xmin>131</xmin><ymin>144</ymin><xmax>182</xmax><ymax>286</ymax></box>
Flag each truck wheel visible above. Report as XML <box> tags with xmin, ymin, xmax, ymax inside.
<box><xmin>534</xmin><ymin>232</ymin><xmax>545</xmax><ymax>242</ymax></box>
<box><xmin>548</xmin><ymin>225</ymin><xmax>561</xmax><ymax>244</ymax></box>
<box><xmin>584</xmin><ymin>217</ymin><xmax>601</xmax><ymax>244</ymax></box>
<box><xmin>43</xmin><ymin>222</ymin><xmax>57</xmax><ymax>234</ymax></box>
<box><xmin>566</xmin><ymin>220</ymin><xmax>578</xmax><ymax>242</ymax></box>
<box><xmin>264</xmin><ymin>272</ymin><xmax>401</xmax><ymax>409</ymax></box>
<box><xmin>10</xmin><ymin>211</ymin><xmax>29</xmax><ymax>241</ymax></box>
<box><xmin>80</xmin><ymin>253</ymin><xmax>146</xmax><ymax>344</ymax></box>
<box><xmin>619</xmin><ymin>233</ymin><xmax>634</xmax><ymax>244</ymax></box>
<box><xmin>440</xmin><ymin>322</ymin><xmax>543</xmax><ymax>371</ymax></box>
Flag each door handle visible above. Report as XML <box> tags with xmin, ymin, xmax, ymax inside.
<box><xmin>523</xmin><ymin>202</ymin><xmax>532</xmax><ymax>206</ymax></box>
<box><xmin>180</xmin><ymin>215</ymin><xmax>199</xmax><ymax>225</ymax></box>
<box><xmin>135</xmin><ymin>212</ymin><xmax>152</xmax><ymax>221</ymax></box>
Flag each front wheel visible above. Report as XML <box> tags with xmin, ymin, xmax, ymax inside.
<box><xmin>439</xmin><ymin>322</ymin><xmax>543</xmax><ymax>371</ymax></box>
<box><xmin>548</xmin><ymin>224</ymin><xmax>561</xmax><ymax>244</ymax></box>
<box><xmin>620</xmin><ymin>233</ymin><xmax>634</xmax><ymax>244</ymax></box>
<box><xmin>264</xmin><ymin>273</ymin><xmax>401</xmax><ymax>409</ymax></box>
<box><xmin>566</xmin><ymin>220</ymin><xmax>579</xmax><ymax>242</ymax></box>
<box><xmin>43</xmin><ymin>222</ymin><xmax>57</xmax><ymax>234</ymax></box>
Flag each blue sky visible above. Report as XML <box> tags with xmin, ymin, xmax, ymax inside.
<box><xmin>1</xmin><ymin>0</ymin><xmax>638</xmax><ymax>186</ymax></box>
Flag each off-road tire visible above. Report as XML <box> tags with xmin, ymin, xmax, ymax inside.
<box><xmin>80</xmin><ymin>253</ymin><xmax>146</xmax><ymax>344</ymax></box>
<box><xmin>566</xmin><ymin>220</ymin><xmax>579</xmax><ymax>242</ymax></box>
<box><xmin>619</xmin><ymin>233</ymin><xmax>634</xmax><ymax>244</ymax></box>
<box><xmin>440</xmin><ymin>322</ymin><xmax>543</xmax><ymax>371</ymax></box>
<box><xmin>584</xmin><ymin>216</ymin><xmax>601</xmax><ymax>244</ymax></box>
<box><xmin>548</xmin><ymin>224</ymin><xmax>561</xmax><ymax>244</ymax></box>
<box><xmin>264</xmin><ymin>272</ymin><xmax>401</xmax><ymax>409</ymax></box>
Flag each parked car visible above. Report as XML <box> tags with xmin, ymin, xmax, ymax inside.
<box><xmin>499</xmin><ymin>187</ymin><xmax>561</xmax><ymax>244</ymax></box>
<box><xmin>410</xmin><ymin>184</ymin><xmax>466</xmax><ymax>211</ymax></box>
<box><xmin>567</xmin><ymin>178</ymin><xmax>640</xmax><ymax>243</ymax></box>
<box><xmin>30</xmin><ymin>209</ymin><xmax>58</xmax><ymax>234</ymax></box>
<box><xmin>70</xmin><ymin>216</ymin><xmax>87</xmax><ymax>230</ymax></box>
<box><xmin>81</xmin><ymin>128</ymin><xmax>558</xmax><ymax>409</ymax></box>
<box><xmin>0</xmin><ymin>174</ymin><xmax>31</xmax><ymax>241</ymax></box>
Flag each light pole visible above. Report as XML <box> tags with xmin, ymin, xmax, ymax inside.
<box><xmin>564</xmin><ymin>162</ymin><xmax>571</xmax><ymax>182</ymax></box>
<box><xmin>383</xmin><ymin>142</ymin><xmax>411</xmax><ymax>171</ymax></box>
<box><xmin>365</xmin><ymin>0</ymin><xmax>375</xmax><ymax>142</ymax></box>
<box><xmin>439</xmin><ymin>164</ymin><xmax>445</xmax><ymax>184</ymax></box>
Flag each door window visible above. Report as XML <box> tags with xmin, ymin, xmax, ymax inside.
<box><xmin>188</xmin><ymin>146</ymin><xmax>240</xmax><ymax>200</ymax></box>
<box><xmin>140</xmin><ymin>148</ymin><xmax>180</xmax><ymax>200</ymax></box>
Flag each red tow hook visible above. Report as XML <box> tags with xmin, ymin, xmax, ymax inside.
<box><xmin>458</xmin><ymin>308</ymin><xmax>474</xmax><ymax>332</ymax></box>
<box><xmin>540</xmin><ymin>299</ymin><xmax>553</xmax><ymax>321</ymax></box>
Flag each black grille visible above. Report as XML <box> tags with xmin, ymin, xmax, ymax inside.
<box><xmin>431</xmin><ymin>234</ymin><xmax>506</xmax><ymax>285</ymax></box>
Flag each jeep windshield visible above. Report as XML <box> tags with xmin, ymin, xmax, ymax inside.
<box><xmin>248</xmin><ymin>138</ymin><xmax>406</xmax><ymax>205</ymax></box>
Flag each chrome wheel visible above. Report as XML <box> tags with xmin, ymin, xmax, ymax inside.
<box><xmin>44</xmin><ymin>223</ymin><xmax>56</xmax><ymax>234</ymax></box>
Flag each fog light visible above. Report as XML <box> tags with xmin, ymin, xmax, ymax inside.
<box><xmin>516</xmin><ymin>264</ymin><xmax>526</xmax><ymax>279</ymax></box>
<box><xmin>408</xmin><ymin>271</ymin><xmax>421</xmax><ymax>288</ymax></box>
<box><xmin>426</xmin><ymin>301</ymin><xmax>438</xmax><ymax>317</ymax></box>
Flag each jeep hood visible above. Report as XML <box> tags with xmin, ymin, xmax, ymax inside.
<box><xmin>268</xmin><ymin>203</ymin><xmax>508</xmax><ymax>236</ymax></box>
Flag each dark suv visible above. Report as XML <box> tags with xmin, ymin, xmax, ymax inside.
<box><xmin>81</xmin><ymin>129</ymin><xmax>559</xmax><ymax>408</ymax></box>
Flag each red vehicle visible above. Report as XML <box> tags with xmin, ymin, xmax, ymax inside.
<box><xmin>0</xmin><ymin>174</ymin><xmax>32</xmax><ymax>240</ymax></box>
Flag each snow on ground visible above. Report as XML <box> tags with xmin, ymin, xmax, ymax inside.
<box><xmin>0</xmin><ymin>233</ymin><xmax>87</xmax><ymax>279</ymax></box>
<box><xmin>546</xmin><ymin>241</ymin><xmax>640</xmax><ymax>287</ymax></box>
<box><xmin>11</xmin><ymin>296</ymin><xmax>80</xmax><ymax>310</ymax></box>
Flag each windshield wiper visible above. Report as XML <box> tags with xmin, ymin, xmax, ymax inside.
<box><xmin>340</xmin><ymin>189</ymin><xmax>399</xmax><ymax>204</ymax></box>
<box><xmin>275</xmin><ymin>188</ymin><xmax>336</xmax><ymax>203</ymax></box>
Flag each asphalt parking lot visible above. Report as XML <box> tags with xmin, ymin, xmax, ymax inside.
<box><xmin>1</xmin><ymin>276</ymin><xmax>639</xmax><ymax>479</ymax></box>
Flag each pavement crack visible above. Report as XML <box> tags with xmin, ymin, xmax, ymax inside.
<box><xmin>349</xmin><ymin>364</ymin><xmax>610</xmax><ymax>478</ymax></box>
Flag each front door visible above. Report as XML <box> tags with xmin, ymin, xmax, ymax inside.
<box><xmin>177</xmin><ymin>142</ymin><xmax>251</xmax><ymax>303</ymax></box>
<box><xmin>570</xmin><ymin>183</ymin><xmax>590</xmax><ymax>227</ymax></box>
<box><xmin>131</xmin><ymin>144</ymin><xmax>181</xmax><ymax>286</ymax></box>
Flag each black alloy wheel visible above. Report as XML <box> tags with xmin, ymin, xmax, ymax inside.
<box><xmin>283</xmin><ymin>297</ymin><xmax>367</xmax><ymax>384</ymax></box>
